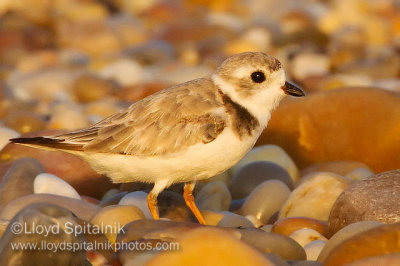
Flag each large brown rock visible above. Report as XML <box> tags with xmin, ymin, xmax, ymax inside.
<box><xmin>327</xmin><ymin>170</ymin><xmax>400</xmax><ymax>236</ymax></box>
<box><xmin>323</xmin><ymin>223</ymin><xmax>400</xmax><ymax>266</ymax></box>
<box><xmin>257</xmin><ymin>87</ymin><xmax>400</xmax><ymax>173</ymax></box>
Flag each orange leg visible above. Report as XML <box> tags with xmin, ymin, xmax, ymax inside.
<box><xmin>184</xmin><ymin>182</ymin><xmax>206</xmax><ymax>225</ymax></box>
<box><xmin>147</xmin><ymin>192</ymin><xmax>159</xmax><ymax>220</ymax></box>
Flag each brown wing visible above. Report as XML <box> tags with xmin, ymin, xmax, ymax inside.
<box><xmin>41</xmin><ymin>78</ymin><xmax>226</xmax><ymax>156</ymax></box>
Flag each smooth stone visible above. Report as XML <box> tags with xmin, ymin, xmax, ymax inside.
<box><xmin>291</xmin><ymin>261</ymin><xmax>322</xmax><ymax>266</ymax></box>
<box><xmin>0</xmin><ymin>127</ymin><xmax>18</xmax><ymax>150</ymax></box>
<box><xmin>48</xmin><ymin>104</ymin><xmax>89</xmax><ymax>130</ymax></box>
<box><xmin>0</xmin><ymin>203</ymin><xmax>88</xmax><ymax>265</ymax></box>
<box><xmin>3</xmin><ymin>112</ymin><xmax>46</xmax><ymax>134</ymax></box>
<box><xmin>304</xmin><ymin>240</ymin><xmax>326</xmax><ymax>261</ymax></box>
<box><xmin>117</xmin><ymin>220</ymin><xmax>306</xmax><ymax>261</ymax></box>
<box><xmin>217</xmin><ymin>213</ymin><xmax>255</xmax><ymax>228</ymax></box>
<box><xmin>0</xmin><ymin>194</ymin><xmax>100</xmax><ymax>221</ymax></box>
<box><xmin>232</xmin><ymin>145</ymin><xmax>299</xmax><ymax>182</ymax></box>
<box><xmin>80</xmin><ymin>195</ymin><xmax>99</xmax><ymax>205</ymax></box>
<box><xmin>34</xmin><ymin>173</ymin><xmax>81</xmax><ymax>200</ymax></box>
<box><xmin>300</xmin><ymin>161</ymin><xmax>373</xmax><ymax>178</ymax></box>
<box><xmin>119</xmin><ymin>191</ymin><xmax>152</xmax><ymax>218</ymax></box>
<box><xmin>230</xmin><ymin>161</ymin><xmax>293</xmax><ymax>199</ymax></box>
<box><xmin>257</xmin><ymin>88</ymin><xmax>400</xmax><ymax>172</ymax></box>
<box><xmin>291</xmin><ymin>53</ymin><xmax>330</xmax><ymax>80</ymax></box>
<box><xmin>196</xmin><ymin>181</ymin><xmax>231</xmax><ymax>211</ymax></box>
<box><xmin>271</xmin><ymin>217</ymin><xmax>327</xmax><ymax>238</ymax></box>
<box><xmin>289</xmin><ymin>228</ymin><xmax>327</xmax><ymax>247</ymax></box>
<box><xmin>323</xmin><ymin>223</ymin><xmax>400</xmax><ymax>266</ymax></box>
<box><xmin>158</xmin><ymin>190</ymin><xmax>192</xmax><ymax>222</ymax></box>
<box><xmin>99</xmin><ymin>192</ymin><xmax>128</xmax><ymax>207</ymax></box>
<box><xmin>328</xmin><ymin>169</ymin><xmax>400</xmax><ymax>236</ymax></box>
<box><xmin>99</xmin><ymin>59</ymin><xmax>145</xmax><ymax>86</ymax></box>
<box><xmin>90</xmin><ymin>205</ymin><xmax>144</xmax><ymax>244</ymax></box>
<box><xmin>0</xmin><ymin>132</ymin><xmax>116</xmax><ymax>198</ymax></box>
<box><xmin>0</xmin><ymin>158</ymin><xmax>44</xmax><ymax>211</ymax></box>
<box><xmin>318</xmin><ymin>221</ymin><xmax>383</xmax><ymax>262</ymax></box>
<box><xmin>345</xmin><ymin>254</ymin><xmax>400</xmax><ymax>266</ymax></box>
<box><xmin>260</xmin><ymin>224</ymin><xmax>273</xmax><ymax>232</ymax></box>
<box><xmin>237</xmin><ymin>228</ymin><xmax>306</xmax><ymax>261</ymax></box>
<box><xmin>100</xmin><ymin>188</ymin><xmax>121</xmax><ymax>202</ymax></box>
<box><xmin>202</xmin><ymin>210</ymin><xmax>226</xmax><ymax>226</ymax></box>
<box><xmin>147</xmin><ymin>228</ymin><xmax>274</xmax><ymax>266</ymax></box>
<box><xmin>279</xmin><ymin>172</ymin><xmax>351</xmax><ymax>221</ymax></box>
<box><xmin>345</xmin><ymin>167</ymin><xmax>374</xmax><ymax>181</ymax></box>
<box><xmin>239</xmin><ymin>180</ymin><xmax>290</xmax><ymax>224</ymax></box>
<box><xmin>72</xmin><ymin>74</ymin><xmax>117</xmax><ymax>103</ymax></box>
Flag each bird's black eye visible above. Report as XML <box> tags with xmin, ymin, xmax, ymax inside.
<box><xmin>251</xmin><ymin>71</ymin><xmax>266</xmax><ymax>83</ymax></box>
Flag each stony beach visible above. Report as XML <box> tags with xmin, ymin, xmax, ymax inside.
<box><xmin>0</xmin><ymin>0</ymin><xmax>399</xmax><ymax>265</ymax></box>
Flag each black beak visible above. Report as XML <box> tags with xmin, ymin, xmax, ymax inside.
<box><xmin>282</xmin><ymin>81</ymin><xmax>305</xmax><ymax>97</ymax></box>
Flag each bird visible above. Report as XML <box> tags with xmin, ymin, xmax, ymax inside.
<box><xmin>10</xmin><ymin>52</ymin><xmax>305</xmax><ymax>225</ymax></box>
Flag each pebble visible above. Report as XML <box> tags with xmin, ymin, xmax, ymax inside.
<box><xmin>99</xmin><ymin>59</ymin><xmax>146</xmax><ymax>86</ymax></box>
<box><xmin>229</xmin><ymin>161</ymin><xmax>293</xmax><ymax>199</ymax></box>
<box><xmin>258</xmin><ymin>88</ymin><xmax>400</xmax><ymax>172</ymax></box>
<box><xmin>289</xmin><ymin>228</ymin><xmax>327</xmax><ymax>247</ymax></box>
<box><xmin>323</xmin><ymin>223</ymin><xmax>400</xmax><ymax>266</ymax></box>
<box><xmin>99</xmin><ymin>192</ymin><xmax>128</xmax><ymax>207</ymax></box>
<box><xmin>3</xmin><ymin>112</ymin><xmax>46</xmax><ymax>134</ymax></box>
<box><xmin>157</xmin><ymin>190</ymin><xmax>192</xmax><ymax>222</ymax></box>
<box><xmin>0</xmin><ymin>194</ymin><xmax>100</xmax><ymax>222</ymax></box>
<box><xmin>72</xmin><ymin>74</ymin><xmax>118</xmax><ymax>103</ymax></box>
<box><xmin>345</xmin><ymin>254</ymin><xmax>400</xmax><ymax>266</ymax></box>
<box><xmin>304</xmin><ymin>240</ymin><xmax>326</xmax><ymax>261</ymax></box>
<box><xmin>0</xmin><ymin>127</ymin><xmax>19</xmax><ymax>150</ymax></box>
<box><xmin>318</xmin><ymin>221</ymin><xmax>383</xmax><ymax>262</ymax></box>
<box><xmin>239</xmin><ymin>180</ymin><xmax>291</xmax><ymax>224</ymax></box>
<box><xmin>202</xmin><ymin>210</ymin><xmax>227</xmax><ymax>226</ymax></box>
<box><xmin>0</xmin><ymin>158</ymin><xmax>44</xmax><ymax>211</ymax></box>
<box><xmin>147</xmin><ymin>228</ymin><xmax>274</xmax><ymax>266</ymax></box>
<box><xmin>47</xmin><ymin>104</ymin><xmax>89</xmax><ymax>130</ymax></box>
<box><xmin>328</xmin><ymin>169</ymin><xmax>400</xmax><ymax>236</ymax></box>
<box><xmin>300</xmin><ymin>161</ymin><xmax>373</xmax><ymax>178</ymax></box>
<box><xmin>195</xmin><ymin>181</ymin><xmax>231</xmax><ymax>211</ymax></box>
<box><xmin>279</xmin><ymin>172</ymin><xmax>351</xmax><ymax>221</ymax></box>
<box><xmin>290</xmin><ymin>53</ymin><xmax>330</xmax><ymax>80</ymax></box>
<box><xmin>119</xmin><ymin>191</ymin><xmax>152</xmax><ymax>219</ymax></box>
<box><xmin>232</xmin><ymin>145</ymin><xmax>299</xmax><ymax>182</ymax></box>
<box><xmin>33</xmin><ymin>173</ymin><xmax>81</xmax><ymax>200</ymax></box>
<box><xmin>217</xmin><ymin>213</ymin><xmax>254</xmax><ymax>228</ymax></box>
<box><xmin>344</xmin><ymin>167</ymin><xmax>374</xmax><ymax>181</ymax></box>
<box><xmin>271</xmin><ymin>217</ymin><xmax>327</xmax><ymax>238</ymax></box>
<box><xmin>90</xmin><ymin>205</ymin><xmax>144</xmax><ymax>244</ymax></box>
<box><xmin>0</xmin><ymin>203</ymin><xmax>87</xmax><ymax>265</ymax></box>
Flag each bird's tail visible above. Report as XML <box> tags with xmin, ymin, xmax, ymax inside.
<box><xmin>10</xmin><ymin>137</ymin><xmax>84</xmax><ymax>151</ymax></box>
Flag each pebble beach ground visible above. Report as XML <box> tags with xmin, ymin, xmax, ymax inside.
<box><xmin>0</xmin><ymin>0</ymin><xmax>399</xmax><ymax>265</ymax></box>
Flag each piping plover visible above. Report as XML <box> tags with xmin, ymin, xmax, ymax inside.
<box><xmin>10</xmin><ymin>52</ymin><xmax>305</xmax><ymax>224</ymax></box>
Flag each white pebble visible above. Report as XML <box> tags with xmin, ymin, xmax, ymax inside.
<box><xmin>304</xmin><ymin>240</ymin><xmax>326</xmax><ymax>260</ymax></box>
<box><xmin>289</xmin><ymin>228</ymin><xmax>327</xmax><ymax>247</ymax></box>
<box><xmin>34</xmin><ymin>173</ymin><xmax>81</xmax><ymax>200</ymax></box>
<box><xmin>119</xmin><ymin>191</ymin><xmax>152</xmax><ymax>218</ymax></box>
<box><xmin>99</xmin><ymin>59</ymin><xmax>145</xmax><ymax>86</ymax></box>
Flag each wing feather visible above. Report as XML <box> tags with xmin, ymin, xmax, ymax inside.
<box><xmin>49</xmin><ymin>78</ymin><xmax>227</xmax><ymax>156</ymax></box>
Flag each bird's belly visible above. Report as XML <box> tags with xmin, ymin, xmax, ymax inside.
<box><xmin>82</xmin><ymin>129</ymin><xmax>258</xmax><ymax>185</ymax></box>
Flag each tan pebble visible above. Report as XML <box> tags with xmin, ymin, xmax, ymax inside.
<box><xmin>195</xmin><ymin>181</ymin><xmax>231</xmax><ymax>211</ymax></box>
<box><xmin>289</xmin><ymin>228</ymin><xmax>327</xmax><ymax>247</ymax></box>
<box><xmin>72</xmin><ymin>74</ymin><xmax>117</xmax><ymax>103</ymax></box>
<box><xmin>90</xmin><ymin>205</ymin><xmax>144</xmax><ymax>244</ymax></box>
<box><xmin>232</xmin><ymin>145</ymin><xmax>298</xmax><ymax>182</ymax></box>
<box><xmin>280</xmin><ymin>172</ymin><xmax>351</xmax><ymax>221</ymax></box>
<box><xmin>318</xmin><ymin>221</ymin><xmax>382</xmax><ymax>262</ymax></box>
<box><xmin>201</xmin><ymin>210</ymin><xmax>227</xmax><ymax>226</ymax></box>
<box><xmin>271</xmin><ymin>217</ymin><xmax>327</xmax><ymax>237</ymax></box>
<box><xmin>304</xmin><ymin>240</ymin><xmax>326</xmax><ymax>261</ymax></box>
<box><xmin>3</xmin><ymin>112</ymin><xmax>46</xmax><ymax>134</ymax></box>
<box><xmin>147</xmin><ymin>228</ymin><xmax>274</xmax><ymax>266</ymax></box>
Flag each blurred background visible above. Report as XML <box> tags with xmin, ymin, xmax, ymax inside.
<box><xmin>0</xmin><ymin>0</ymin><xmax>399</xmax><ymax>184</ymax></box>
